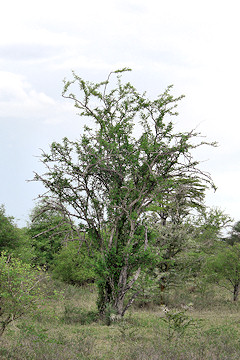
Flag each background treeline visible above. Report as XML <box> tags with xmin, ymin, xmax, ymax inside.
<box><xmin>1</xmin><ymin>201</ymin><xmax>240</xmax><ymax>303</ymax></box>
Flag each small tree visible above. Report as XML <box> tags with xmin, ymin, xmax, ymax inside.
<box><xmin>33</xmin><ymin>69</ymin><xmax>215</xmax><ymax>317</ymax></box>
<box><xmin>204</xmin><ymin>244</ymin><xmax>240</xmax><ymax>301</ymax></box>
<box><xmin>0</xmin><ymin>205</ymin><xmax>21</xmax><ymax>252</ymax></box>
<box><xmin>0</xmin><ymin>251</ymin><xmax>44</xmax><ymax>337</ymax></box>
<box><xmin>27</xmin><ymin>202</ymin><xmax>75</xmax><ymax>268</ymax></box>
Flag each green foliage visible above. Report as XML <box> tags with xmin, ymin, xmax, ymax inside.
<box><xmin>27</xmin><ymin>203</ymin><xmax>73</xmax><ymax>268</ymax></box>
<box><xmin>204</xmin><ymin>244</ymin><xmax>240</xmax><ymax>301</ymax></box>
<box><xmin>51</xmin><ymin>242</ymin><xmax>95</xmax><ymax>285</ymax></box>
<box><xmin>95</xmin><ymin>238</ymin><xmax>157</xmax><ymax>314</ymax></box>
<box><xmin>192</xmin><ymin>208</ymin><xmax>232</xmax><ymax>249</ymax></box>
<box><xmin>0</xmin><ymin>251</ymin><xmax>45</xmax><ymax>337</ymax></box>
<box><xmin>0</xmin><ymin>205</ymin><xmax>22</xmax><ymax>252</ymax></box>
<box><xmin>0</xmin><ymin>205</ymin><xmax>34</xmax><ymax>264</ymax></box>
<box><xmin>175</xmin><ymin>250</ymin><xmax>206</xmax><ymax>281</ymax></box>
<box><xmin>225</xmin><ymin>220</ymin><xmax>240</xmax><ymax>246</ymax></box>
<box><xmin>161</xmin><ymin>305</ymin><xmax>197</xmax><ymax>340</ymax></box>
<box><xmin>166</xmin><ymin>208</ymin><xmax>232</xmax><ymax>287</ymax></box>
<box><xmin>12</xmin><ymin>227</ymin><xmax>34</xmax><ymax>264</ymax></box>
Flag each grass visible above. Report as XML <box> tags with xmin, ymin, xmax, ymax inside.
<box><xmin>1</xmin><ymin>279</ymin><xmax>240</xmax><ymax>359</ymax></box>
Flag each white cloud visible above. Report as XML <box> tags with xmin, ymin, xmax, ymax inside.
<box><xmin>0</xmin><ymin>71</ymin><xmax>75</xmax><ymax>123</ymax></box>
<box><xmin>0</xmin><ymin>71</ymin><xmax>52</xmax><ymax>105</ymax></box>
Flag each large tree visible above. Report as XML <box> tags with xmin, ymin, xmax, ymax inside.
<box><xmin>33</xmin><ymin>68</ymin><xmax>215</xmax><ymax>317</ymax></box>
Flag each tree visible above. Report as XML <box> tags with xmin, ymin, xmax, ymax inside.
<box><xmin>149</xmin><ymin>221</ymin><xmax>195</xmax><ymax>294</ymax></box>
<box><xmin>0</xmin><ymin>252</ymin><xmax>44</xmax><ymax>337</ymax></box>
<box><xmin>33</xmin><ymin>68</ymin><xmax>215</xmax><ymax>317</ymax></box>
<box><xmin>173</xmin><ymin>208</ymin><xmax>232</xmax><ymax>285</ymax></box>
<box><xmin>0</xmin><ymin>205</ymin><xmax>21</xmax><ymax>252</ymax></box>
<box><xmin>141</xmin><ymin>179</ymin><xmax>212</xmax><ymax>299</ymax></box>
<box><xmin>0</xmin><ymin>205</ymin><xmax>33</xmax><ymax>263</ymax></box>
<box><xmin>224</xmin><ymin>220</ymin><xmax>240</xmax><ymax>246</ymax></box>
<box><xmin>204</xmin><ymin>244</ymin><xmax>240</xmax><ymax>301</ymax></box>
<box><xmin>192</xmin><ymin>208</ymin><xmax>232</xmax><ymax>249</ymax></box>
<box><xmin>27</xmin><ymin>202</ymin><xmax>75</xmax><ymax>268</ymax></box>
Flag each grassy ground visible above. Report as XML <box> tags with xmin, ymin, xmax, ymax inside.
<box><xmin>1</xmin><ymin>279</ymin><xmax>240</xmax><ymax>359</ymax></box>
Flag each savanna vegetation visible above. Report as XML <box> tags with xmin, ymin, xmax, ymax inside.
<box><xmin>1</xmin><ymin>69</ymin><xmax>239</xmax><ymax>359</ymax></box>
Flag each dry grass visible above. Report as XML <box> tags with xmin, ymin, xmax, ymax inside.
<box><xmin>1</xmin><ymin>279</ymin><xmax>240</xmax><ymax>359</ymax></box>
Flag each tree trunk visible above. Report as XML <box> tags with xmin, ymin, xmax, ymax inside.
<box><xmin>97</xmin><ymin>265</ymin><xmax>141</xmax><ymax>321</ymax></box>
<box><xmin>97</xmin><ymin>280</ymin><xmax>112</xmax><ymax>315</ymax></box>
<box><xmin>0</xmin><ymin>315</ymin><xmax>11</xmax><ymax>338</ymax></box>
<box><xmin>233</xmin><ymin>283</ymin><xmax>239</xmax><ymax>301</ymax></box>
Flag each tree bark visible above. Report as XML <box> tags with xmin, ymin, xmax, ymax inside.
<box><xmin>233</xmin><ymin>283</ymin><xmax>239</xmax><ymax>301</ymax></box>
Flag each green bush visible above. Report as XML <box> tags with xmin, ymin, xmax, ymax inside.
<box><xmin>0</xmin><ymin>251</ymin><xmax>45</xmax><ymax>337</ymax></box>
<box><xmin>0</xmin><ymin>205</ymin><xmax>24</xmax><ymax>253</ymax></box>
<box><xmin>51</xmin><ymin>242</ymin><xmax>96</xmax><ymax>286</ymax></box>
<box><xmin>27</xmin><ymin>204</ymin><xmax>73</xmax><ymax>268</ymax></box>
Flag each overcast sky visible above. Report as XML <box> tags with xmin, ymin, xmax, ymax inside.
<box><xmin>1</xmin><ymin>0</ymin><xmax>239</xmax><ymax>226</ymax></box>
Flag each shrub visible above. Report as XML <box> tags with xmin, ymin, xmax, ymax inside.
<box><xmin>51</xmin><ymin>242</ymin><xmax>96</xmax><ymax>286</ymax></box>
<box><xmin>160</xmin><ymin>305</ymin><xmax>197</xmax><ymax>340</ymax></box>
<box><xmin>0</xmin><ymin>205</ymin><xmax>23</xmax><ymax>252</ymax></box>
<box><xmin>0</xmin><ymin>251</ymin><xmax>45</xmax><ymax>337</ymax></box>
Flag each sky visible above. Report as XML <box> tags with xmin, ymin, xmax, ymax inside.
<box><xmin>0</xmin><ymin>0</ymin><xmax>239</xmax><ymax>227</ymax></box>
